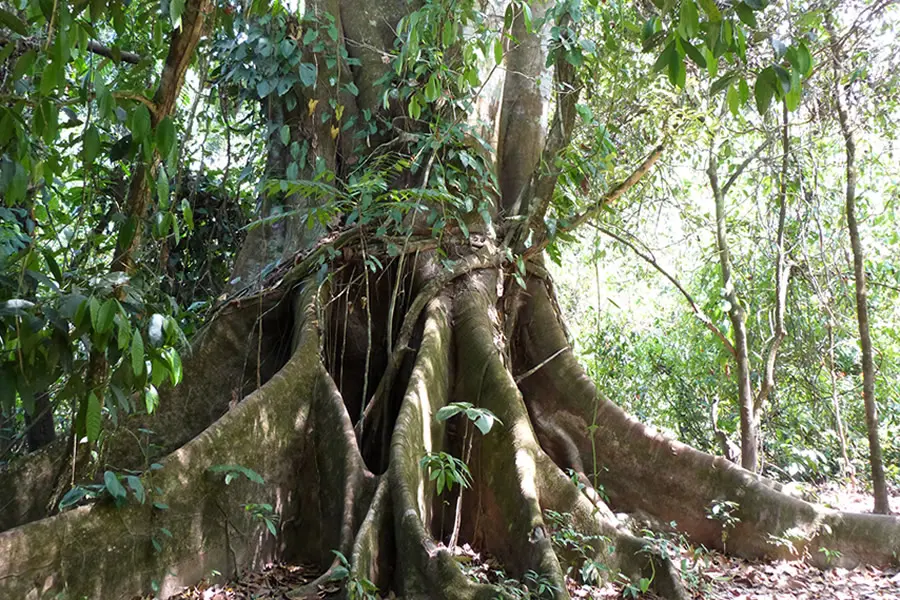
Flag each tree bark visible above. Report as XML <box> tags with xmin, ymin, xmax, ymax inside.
<box><xmin>111</xmin><ymin>0</ymin><xmax>213</xmax><ymax>274</ymax></box>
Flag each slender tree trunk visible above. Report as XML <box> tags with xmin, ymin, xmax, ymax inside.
<box><xmin>831</xmin><ymin>47</ymin><xmax>890</xmax><ymax>514</ymax></box>
<box><xmin>708</xmin><ymin>147</ymin><xmax>758</xmax><ymax>472</ymax></box>
<box><xmin>111</xmin><ymin>0</ymin><xmax>213</xmax><ymax>274</ymax></box>
<box><xmin>754</xmin><ymin>102</ymin><xmax>791</xmax><ymax>414</ymax></box>
<box><xmin>827</xmin><ymin>323</ymin><xmax>854</xmax><ymax>480</ymax></box>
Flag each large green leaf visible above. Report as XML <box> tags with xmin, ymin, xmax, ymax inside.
<box><xmin>0</xmin><ymin>9</ymin><xmax>28</xmax><ymax>35</ymax></box>
<box><xmin>104</xmin><ymin>470</ymin><xmax>127</xmax><ymax>500</ymax></box>
<box><xmin>155</xmin><ymin>116</ymin><xmax>176</xmax><ymax>158</ymax></box>
<box><xmin>131</xmin><ymin>105</ymin><xmax>151</xmax><ymax>142</ymax></box>
<box><xmin>131</xmin><ymin>330</ymin><xmax>145</xmax><ymax>376</ymax></box>
<box><xmin>86</xmin><ymin>392</ymin><xmax>102</xmax><ymax>442</ymax></box>
<box><xmin>754</xmin><ymin>67</ymin><xmax>777</xmax><ymax>114</ymax></box>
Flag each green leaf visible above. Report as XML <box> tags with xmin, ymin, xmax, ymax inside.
<box><xmin>157</xmin><ymin>167</ymin><xmax>170</xmax><ymax>208</ymax></box>
<box><xmin>473</xmin><ymin>413</ymin><xmax>496</xmax><ymax>435</ymax></box>
<box><xmin>727</xmin><ymin>84</ymin><xmax>741</xmax><ymax>116</ymax></box>
<box><xmin>279</xmin><ymin>124</ymin><xmax>290</xmax><ymax>146</ymax></box>
<box><xmin>754</xmin><ymin>67</ymin><xmax>776</xmax><ymax>114</ymax></box>
<box><xmin>59</xmin><ymin>487</ymin><xmax>87</xmax><ymax>511</ymax></box>
<box><xmin>181</xmin><ymin>199</ymin><xmax>194</xmax><ymax>230</ymax></box>
<box><xmin>739</xmin><ymin>78</ymin><xmax>750</xmax><ymax>104</ymax></box>
<box><xmin>163</xmin><ymin>347</ymin><xmax>182</xmax><ymax>386</ymax></box>
<box><xmin>711</xmin><ymin>72</ymin><xmax>737</xmax><ymax>95</ymax></box>
<box><xmin>435</xmin><ymin>405</ymin><xmax>465</xmax><ymax>422</ymax></box>
<box><xmin>669</xmin><ymin>43</ymin><xmax>687</xmax><ymax>87</ymax></box>
<box><xmin>169</xmin><ymin>0</ymin><xmax>185</xmax><ymax>28</ymax></box>
<box><xmin>408</xmin><ymin>94</ymin><xmax>421</xmax><ymax>120</ymax></box>
<box><xmin>86</xmin><ymin>392</ymin><xmax>102</xmax><ymax>442</ymax></box>
<box><xmin>682</xmin><ymin>40</ymin><xmax>707</xmax><ymax>68</ymax></box>
<box><xmin>493</xmin><ymin>37</ymin><xmax>503</xmax><ymax>64</ymax></box>
<box><xmin>652</xmin><ymin>41</ymin><xmax>676</xmax><ymax>74</ymax></box>
<box><xmin>89</xmin><ymin>296</ymin><xmax>101</xmax><ymax>331</ymax></box>
<box><xmin>155</xmin><ymin>116</ymin><xmax>176</xmax><ymax>158</ymax></box>
<box><xmin>96</xmin><ymin>298</ymin><xmax>118</xmax><ymax>333</ymax></box>
<box><xmin>126</xmin><ymin>476</ymin><xmax>145</xmax><ymax>504</ymax></box>
<box><xmin>131</xmin><ymin>330</ymin><xmax>145</xmax><ymax>376</ymax></box>
<box><xmin>131</xmin><ymin>105</ymin><xmax>151</xmax><ymax>142</ymax></box>
<box><xmin>145</xmin><ymin>384</ymin><xmax>159</xmax><ymax>414</ymax></box>
<box><xmin>679</xmin><ymin>0</ymin><xmax>700</xmax><ymax>38</ymax></box>
<box><xmin>280</xmin><ymin>39</ymin><xmax>294</xmax><ymax>58</ymax></box>
<box><xmin>84</xmin><ymin>125</ymin><xmax>100</xmax><ymax>164</ymax></box>
<box><xmin>773</xmin><ymin>64</ymin><xmax>792</xmax><ymax>95</ymax></box>
<box><xmin>104</xmin><ymin>470</ymin><xmax>127</xmax><ymax>500</ymax></box>
<box><xmin>786</xmin><ymin>68</ymin><xmax>801</xmax><ymax>111</ymax></box>
<box><xmin>798</xmin><ymin>42</ymin><xmax>813</xmax><ymax>77</ymax></box>
<box><xmin>0</xmin><ymin>9</ymin><xmax>28</xmax><ymax>35</ymax></box>
<box><xmin>696</xmin><ymin>0</ymin><xmax>722</xmax><ymax>21</ymax></box>
<box><xmin>42</xmin><ymin>248</ymin><xmax>63</xmax><ymax>285</ymax></box>
<box><xmin>424</xmin><ymin>73</ymin><xmax>440</xmax><ymax>103</ymax></box>
<box><xmin>735</xmin><ymin>3</ymin><xmax>757</xmax><ymax>28</ymax></box>
<box><xmin>299</xmin><ymin>63</ymin><xmax>317</xmax><ymax>87</ymax></box>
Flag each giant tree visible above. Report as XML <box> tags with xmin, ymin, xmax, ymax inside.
<box><xmin>1</xmin><ymin>1</ymin><xmax>899</xmax><ymax>599</ymax></box>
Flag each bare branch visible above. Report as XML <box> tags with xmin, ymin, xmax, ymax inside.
<box><xmin>754</xmin><ymin>102</ymin><xmax>791</xmax><ymax>411</ymax></box>
<box><xmin>565</xmin><ymin>144</ymin><xmax>664</xmax><ymax>233</ymax></box>
<box><xmin>86</xmin><ymin>41</ymin><xmax>142</xmax><ymax>64</ymax></box>
<box><xmin>0</xmin><ymin>37</ymin><xmax>142</xmax><ymax>65</ymax></box>
<box><xmin>593</xmin><ymin>224</ymin><xmax>737</xmax><ymax>359</ymax></box>
<box><xmin>721</xmin><ymin>138</ymin><xmax>774</xmax><ymax>197</ymax></box>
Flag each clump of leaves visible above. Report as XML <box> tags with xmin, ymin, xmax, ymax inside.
<box><xmin>330</xmin><ymin>550</ymin><xmax>379</xmax><ymax>600</ymax></box>
<box><xmin>207</xmin><ymin>463</ymin><xmax>265</xmax><ymax>485</ymax></box>
<box><xmin>420</xmin><ymin>451</ymin><xmax>472</xmax><ymax>495</ymax></box>
<box><xmin>244</xmin><ymin>502</ymin><xmax>280</xmax><ymax>536</ymax></box>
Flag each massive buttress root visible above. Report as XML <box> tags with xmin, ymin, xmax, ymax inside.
<box><xmin>515</xmin><ymin>276</ymin><xmax>900</xmax><ymax>569</ymax></box>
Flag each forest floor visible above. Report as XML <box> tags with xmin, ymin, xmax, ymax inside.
<box><xmin>161</xmin><ymin>485</ymin><xmax>899</xmax><ymax>600</ymax></box>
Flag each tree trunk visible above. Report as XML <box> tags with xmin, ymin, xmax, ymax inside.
<box><xmin>2</xmin><ymin>3</ymin><xmax>900</xmax><ymax>599</ymax></box>
<box><xmin>831</xmin><ymin>50</ymin><xmax>891</xmax><ymax>515</ymax></box>
<box><xmin>708</xmin><ymin>148</ymin><xmax>759</xmax><ymax>472</ymax></box>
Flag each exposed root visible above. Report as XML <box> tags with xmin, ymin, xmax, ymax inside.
<box><xmin>455</xmin><ymin>273</ymin><xmax>685</xmax><ymax>599</ymax></box>
<box><xmin>6</xmin><ymin>262</ymin><xmax>898</xmax><ymax>600</ymax></box>
<box><xmin>516</xmin><ymin>276</ymin><xmax>900</xmax><ymax>570</ymax></box>
<box><xmin>0</xmin><ymin>289</ymin><xmax>320</xmax><ymax>599</ymax></box>
<box><xmin>386</xmin><ymin>295</ymin><xmax>498</xmax><ymax>599</ymax></box>
<box><xmin>0</xmin><ymin>292</ymin><xmax>291</xmax><ymax>533</ymax></box>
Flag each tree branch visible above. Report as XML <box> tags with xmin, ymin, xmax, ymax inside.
<box><xmin>566</xmin><ymin>144</ymin><xmax>664</xmax><ymax>233</ymax></box>
<box><xmin>721</xmin><ymin>138</ymin><xmax>774</xmax><ymax>197</ymax></box>
<box><xmin>86</xmin><ymin>40</ymin><xmax>142</xmax><ymax>64</ymax></box>
<box><xmin>0</xmin><ymin>37</ymin><xmax>142</xmax><ymax>65</ymax></box>
<box><xmin>593</xmin><ymin>224</ymin><xmax>736</xmax><ymax>359</ymax></box>
<box><xmin>521</xmin><ymin>144</ymin><xmax>664</xmax><ymax>261</ymax></box>
<box><xmin>516</xmin><ymin>12</ymin><xmax>580</xmax><ymax>245</ymax></box>
<box><xmin>754</xmin><ymin>101</ymin><xmax>791</xmax><ymax>412</ymax></box>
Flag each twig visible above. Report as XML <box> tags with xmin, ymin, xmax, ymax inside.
<box><xmin>593</xmin><ymin>224</ymin><xmax>737</xmax><ymax>358</ymax></box>
<box><xmin>514</xmin><ymin>346</ymin><xmax>568</xmax><ymax>383</ymax></box>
